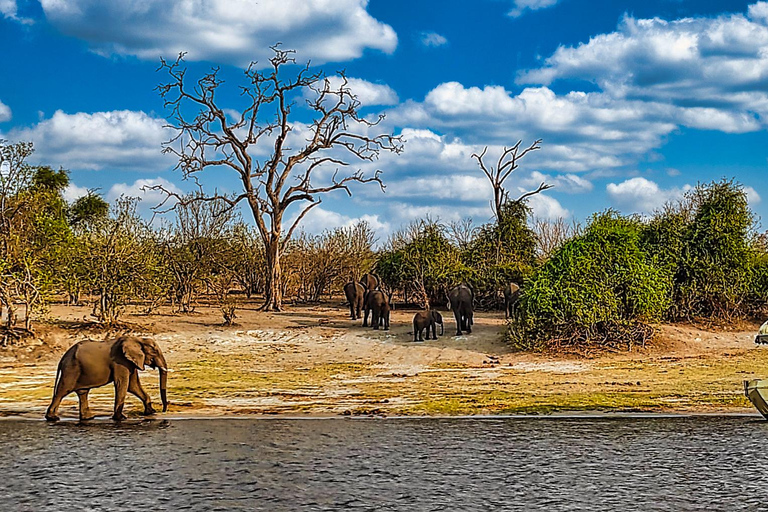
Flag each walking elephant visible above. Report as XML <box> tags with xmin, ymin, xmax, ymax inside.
<box><xmin>504</xmin><ymin>282</ymin><xmax>521</xmax><ymax>319</ymax></box>
<box><xmin>343</xmin><ymin>281</ymin><xmax>365</xmax><ymax>320</ymax></box>
<box><xmin>448</xmin><ymin>284</ymin><xmax>474</xmax><ymax>336</ymax></box>
<box><xmin>360</xmin><ymin>273</ymin><xmax>379</xmax><ymax>292</ymax></box>
<box><xmin>412</xmin><ymin>310</ymin><xmax>443</xmax><ymax>341</ymax></box>
<box><xmin>46</xmin><ymin>336</ymin><xmax>169</xmax><ymax>422</ymax></box>
<box><xmin>363</xmin><ymin>290</ymin><xmax>390</xmax><ymax>330</ymax></box>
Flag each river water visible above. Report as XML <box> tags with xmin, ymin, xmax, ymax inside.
<box><xmin>1</xmin><ymin>416</ymin><xmax>767</xmax><ymax>511</ymax></box>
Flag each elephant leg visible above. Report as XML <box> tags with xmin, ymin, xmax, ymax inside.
<box><xmin>76</xmin><ymin>389</ymin><xmax>96</xmax><ymax>421</ymax></box>
<box><xmin>129</xmin><ymin>372</ymin><xmax>155</xmax><ymax>416</ymax></box>
<box><xmin>413</xmin><ymin>323</ymin><xmax>420</xmax><ymax>342</ymax></box>
<box><xmin>430</xmin><ymin>321</ymin><xmax>436</xmax><ymax>340</ymax></box>
<box><xmin>46</xmin><ymin>386</ymin><xmax>70</xmax><ymax>422</ymax></box>
<box><xmin>46</xmin><ymin>368</ymin><xmax>79</xmax><ymax>422</ymax></box>
<box><xmin>453</xmin><ymin>310</ymin><xmax>462</xmax><ymax>336</ymax></box>
<box><xmin>372</xmin><ymin>309</ymin><xmax>380</xmax><ymax>330</ymax></box>
<box><xmin>363</xmin><ymin>307</ymin><xmax>370</xmax><ymax>327</ymax></box>
<box><xmin>112</xmin><ymin>378</ymin><xmax>129</xmax><ymax>421</ymax></box>
<box><xmin>348</xmin><ymin>303</ymin><xmax>356</xmax><ymax>320</ymax></box>
<box><xmin>467</xmin><ymin>312</ymin><xmax>473</xmax><ymax>333</ymax></box>
<box><xmin>383</xmin><ymin>312</ymin><xmax>389</xmax><ymax>331</ymax></box>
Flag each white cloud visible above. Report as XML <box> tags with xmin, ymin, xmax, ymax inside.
<box><xmin>508</xmin><ymin>0</ymin><xmax>560</xmax><ymax>18</ymax></box>
<box><xmin>40</xmin><ymin>0</ymin><xmax>397</xmax><ymax>66</ymax></box>
<box><xmin>519</xmin><ymin>170</ymin><xmax>593</xmax><ymax>194</ymax></box>
<box><xmin>0</xmin><ymin>0</ymin><xmax>16</xmax><ymax>19</ymax></box>
<box><xmin>518</xmin><ymin>6</ymin><xmax>768</xmax><ymax>128</ymax></box>
<box><xmin>62</xmin><ymin>183</ymin><xmax>90</xmax><ymax>203</ymax></box>
<box><xmin>420</xmin><ymin>31</ymin><xmax>448</xmax><ymax>47</ymax></box>
<box><xmin>6</xmin><ymin>110</ymin><xmax>171</xmax><ymax>171</ymax></box>
<box><xmin>388</xmin><ymin>203</ymin><xmax>491</xmax><ymax>225</ymax></box>
<box><xmin>0</xmin><ymin>100</ymin><xmax>10</xmax><ymax>122</ymax></box>
<box><xmin>606</xmin><ymin>177</ymin><xmax>692</xmax><ymax>213</ymax></box>
<box><xmin>524</xmin><ymin>192</ymin><xmax>570</xmax><ymax>220</ymax></box>
<box><xmin>385</xmin><ymin>174</ymin><xmax>491</xmax><ymax>202</ymax></box>
<box><xmin>292</xmin><ymin>206</ymin><xmax>390</xmax><ymax>236</ymax></box>
<box><xmin>315</xmin><ymin>76</ymin><xmax>399</xmax><ymax>106</ymax></box>
<box><xmin>751</xmin><ymin>2</ymin><xmax>768</xmax><ymax>24</ymax></box>
<box><xmin>107</xmin><ymin>177</ymin><xmax>182</xmax><ymax>213</ymax></box>
<box><xmin>387</xmin><ymin>83</ymin><xmax>679</xmax><ymax>173</ymax></box>
<box><xmin>745</xmin><ymin>186</ymin><xmax>762</xmax><ymax>205</ymax></box>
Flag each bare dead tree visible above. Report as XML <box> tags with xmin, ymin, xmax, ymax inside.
<box><xmin>152</xmin><ymin>46</ymin><xmax>402</xmax><ymax>311</ymax></box>
<box><xmin>471</xmin><ymin>139</ymin><xmax>550</xmax><ymax>219</ymax></box>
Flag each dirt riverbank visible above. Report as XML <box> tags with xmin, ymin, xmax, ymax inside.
<box><xmin>1</xmin><ymin>301</ymin><xmax>765</xmax><ymax>419</ymax></box>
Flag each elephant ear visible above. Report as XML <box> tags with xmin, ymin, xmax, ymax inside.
<box><xmin>121</xmin><ymin>337</ymin><xmax>146</xmax><ymax>370</ymax></box>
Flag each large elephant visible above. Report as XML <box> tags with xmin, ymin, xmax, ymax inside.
<box><xmin>448</xmin><ymin>284</ymin><xmax>474</xmax><ymax>336</ymax></box>
<box><xmin>503</xmin><ymin>282</ymin><xmax>521</xmax><ymax>319</ymax></box>
<box><xmin>360</xmin><ymin>273</ymin><xmax>379</xmax><ymax>292</ymax></box>
<box><xmin>343</xmin><ymin>281</ymin><xmax>365</xmax><ymax>320</ymax></box>
<box><xmin>363</xmin><ymin>290</ymin><xmax>390</xmax><ymax>330</ymax></box>
<box><xmin>412</xmin><ymin>310</ymin><xmax>443</xmax><ymax>341</ymax></box>
<box><xmin>45</xmin><ymin>336</ymin><xmax>169</xmax><ymax>422</ymax></box>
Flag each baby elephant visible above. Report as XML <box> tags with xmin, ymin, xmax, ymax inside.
<box><xmin>46</xmin><ymin>336</ymin><xmax>169</xmax><ymax>422</ymax></box>
<box><xmin>413</xmin><ymin>310</ymin><xmax>444</xmax><ymax>342</ymax></box>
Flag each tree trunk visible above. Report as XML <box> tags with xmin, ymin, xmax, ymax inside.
<box><xmin>263</xmin><ymin>239</ymin><xmax>283</xmax><ymax>311</ymax></box>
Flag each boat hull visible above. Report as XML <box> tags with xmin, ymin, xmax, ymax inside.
<box><xmin>744</xmin><ymin>379</ymin><xmax>768</xmax><ymax>419</ymax></box>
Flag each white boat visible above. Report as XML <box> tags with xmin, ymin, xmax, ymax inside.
<box><xmin>744</xmin><ymin>379</ymin><xmax>768</xmax><ymax>419</ymax></box>
<box><xmin>756</xmin><ymin>320</ymin><xmax>768</xmax><ymax>344</ymax></box>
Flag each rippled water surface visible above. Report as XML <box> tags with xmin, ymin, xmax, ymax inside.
<box><xmin>2</xmin><ymin>416</ymin><xmax>768</xmax><ymax>511</ymax></box>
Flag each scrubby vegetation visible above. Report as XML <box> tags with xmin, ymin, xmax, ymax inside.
<box><xmin>509</xmin><ymin>179</ymin><xmax>768</xmax><ymax>352</ymax></box>
<box><xmin>1</xmin><ymin>136</ymin><xmax>766</xmax><ymax>353</ymax></box>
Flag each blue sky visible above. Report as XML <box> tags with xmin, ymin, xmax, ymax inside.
<box><xmin>1</xmin><ymin>0</ymin><xmax>767</xmax><ymax>236</ymax></box>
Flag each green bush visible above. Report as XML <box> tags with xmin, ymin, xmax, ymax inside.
<box><xmin>643</xmin><ymin>179</ymin><xmax>756</xmax><ymax>320</ymax></box>
<box><xmin>508</xmin><ymin>211</ymin><xmax>671</xmax><ymax>351</ymax></box>
<box><xmin>462</xmin><ymin>201</ymin><xmax>537</xmax><ymax>308</ymax></box>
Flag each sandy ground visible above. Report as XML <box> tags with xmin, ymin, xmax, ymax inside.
<box><xmin>1</xmin><ymin>299</ymin><xmax>766</xmax><ymax>420</ymax></box>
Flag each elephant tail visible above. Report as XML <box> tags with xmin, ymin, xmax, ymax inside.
<box><xmin>52</xmin><ymin>363</ymin><xmax>62</xmax><ymax>396</ymax></box>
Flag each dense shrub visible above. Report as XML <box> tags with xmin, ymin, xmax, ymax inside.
<box><xmin>462</xmin><ymin>201</ymin><xmax>537</xmax><ymax>308</ymax></box>
<box><xmin>643</xmin><ymin>180</ymin><xmax>759</xmax><ymax>320</ymax></box>
<box><xmin>377</xmin><ymin>220</ymin><xmax>469</xmax><ymax>307</ymax></box>
<box><xmin>508</xmin><ymin>211</ymin><xmax>672</xmax><ymax>351</ymax></box>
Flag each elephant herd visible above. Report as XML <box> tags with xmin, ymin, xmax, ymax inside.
<box><xmin>43</xmin><ymin>278</ymin><xmax>522</xmax><ymax>422</ymax></box>
<box><xmin>343</xmin><ymin>275</ymin><xmax>522</xmax><ymax>342</ymax></box>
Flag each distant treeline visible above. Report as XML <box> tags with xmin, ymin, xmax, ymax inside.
<box><xmin>1</xmin><ymin>140</ymin><xmax>765</xmax><ymax>351</ymax></box>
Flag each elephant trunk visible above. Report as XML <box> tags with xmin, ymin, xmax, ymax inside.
<box><xmin>157</xmin><ymin>352</ymin><xmax>169</xmax><ymax>412</ymax></box>
<box><xmin>159</xmin><ymin>368</ymin><xmax>168</xmax><ymax>412</ymax></box>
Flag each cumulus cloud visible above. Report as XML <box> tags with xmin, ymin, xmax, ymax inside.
<box><xmin>524</xmin><ymin>192</ymin><xmax>570</xmax><ymax>219</ymax></box>
<box><xmin>606</xmin><ymin>177</ymin><xmax>693</xmax><ymax>213</ymax></box>
<box><xmin>745</xmin><ymin>186</ymin><xmax>762</xmax><ymax>205</ymax></box>
<box><xmin>518</xmin><ymin>6</ymin><xmax>768</xmax><ymax>128</ymax></box>
<box><xmin>0</xmin><ymin>100</ymin><xmax>10</xmax><ymax>122</ymax></box>
<box><xmin>312</xmin><ymin>76</ymin><xmax>399</xmax><ymax>106</ymax></box>
<box><xmin>387</xmin><ymin>83</ymin><xmax>678</xmax><ymax>173</ymax></box>
<box><xmin>519</xmin><ymin>170</ymin><xmax>593</xmax><ymax>194</ymax></box>
<box><xmin>419</xmin><ymin>31</ymin><xmax>448</xmax><ymax>47</ymax></box>
<box><xmin>7</xmin><ymin>110</ymin><xmax>171</xmax><ymax>171</ymax></box>
<box><xmin>39</xmin><ymin>0</ymin><xmax>397</xmax><ymax>66</ymax></box>
<box><xmin>292</xmin><ymin>206</ymin><xmax>390</xmax><ymax>236</ymax></box>
<box><xmin>385</xmin><ymin>174</ymin><xmax>491</xmax><ymax>202</ymax></box>
<box><xmin>107</xmin><ymin>177</ymin><xmax>182</xmax><ymax>215</ymax></box>
<box><xmin>62</xmin><ymin>183</ymin><xmax>90</xmax><ymax>203</ymax></box>
<box><xmin>508</xmin><ymin>0</ymin><xmax>560</xmax><ymax>18</ymax></box>
<box><xmin>0</xmin><ymin>0</ymin><xmax>16</xmax><ymax>19</ymax></box>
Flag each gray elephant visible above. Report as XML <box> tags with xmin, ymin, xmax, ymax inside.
<box><xmin>360</xmin><ymin>273</ymin><xmax>379</xmax><ymax>291</ymax></box>
<box><xmin>448</xmin><ymin>284</ymin><xmax>474</xmax><ymax>336</ymax></box>
<box><xmin>504</xmin><ymin>282</ymin><xmax>521</xmax><ymax>319</ymax></box>
<box><xmin>363</xmin><ymin>290</ymin><xmax>390</xmax><ymax>330</ymax></box>
<box><xmin>46</xmin><ymin>336</ymin><xmax>169</xmax><ymax>422</ymax></box>
<box><xmin>343</xmin><ymin>281</ymin><xmax>365</xmax><ymax>320</ymax></box>
<box><xmin>413</xmin><ymin>310</ymin><xmax>443</xmax><ymax>341</ymax></box>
